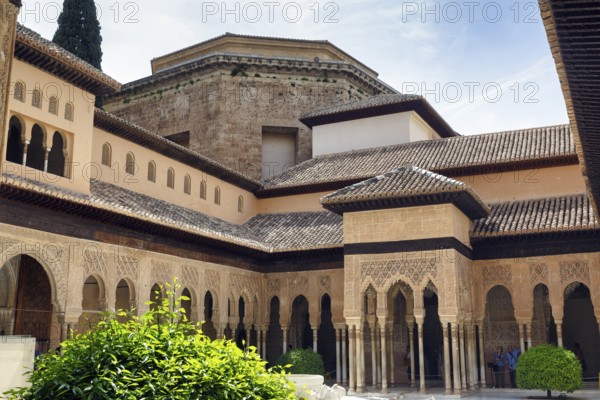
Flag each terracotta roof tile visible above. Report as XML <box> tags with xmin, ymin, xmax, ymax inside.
<box><xmin>301</xmin><ymin>94</ymin><xmax>423</xmax><ymax>119</ymax></box>
<box><xmin>0</xmin><ymin>174</ymin><xmax>340</xmax><ymax>252</ymax></box>
<box><xmin>472</xmin><ymin>194</ymin><xmax>599</xmax><ymax>238</ymax></box>
<box><xmin>260</xmin><ymin>124</ymin><xmax>576</xmax><ymax>195</ymax></box>
<box><xmin>321</xmin><ymin>166</ymin><xmax>489</xmax><ymax>219</ymax></box>
<box><xmin>244</xmin><ymin>212</ymin><xmax>342</xmax><ymax>251</ymax></box>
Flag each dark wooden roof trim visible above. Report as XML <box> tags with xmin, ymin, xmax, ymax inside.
<box><xmin>472</xmin><ymin>230</ymin><xmax>600</xmax><ymax>259</ymax></box>
<box><xmin>94</xmin><ymin>110</ymin><xmax>261</xmax><ymax>192</ymax></box>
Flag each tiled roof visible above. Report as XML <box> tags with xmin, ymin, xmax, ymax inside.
<box><xmin>321</xmin><ymin>166</ymin><xmax>489</xmax><ymax>219</ymax></box>
<box><xmin>300</xmin><ymin>94</ymin><xmax>456</xmax><ymax>138</ymax></box>
<box><xmin>302</xmin><ymin>94</ymin><xmax>422</xmax><ymax>119</ymax></box>
<box><xmin>15</xmin><ymin>25</ymin><xmax>120</xmax><ymax>95</ymax></box>
<box><xmin>94</xmin><ymin>109</ymin><xmax>261</xmax><ymax>192</ymax></box>
<box><xmin>472</xmin><ymin>194</ymin><xmax>599</xmax><ymax>238</ymax></box>
<box><xmin>0</xmin><ymin>174</ymin><xmax>341</xmax><ymax>253</ymax></box>
<box><xmin>259</xmin><ymin>124</ymin><xmax>576</xmax><ymax>196</ymax></box>
<box><xmin>540</xmin><ymin>0</ymin><xmax>600</xmax><ymax>218</ymax></box>
<box><xmin>244</xmin><ymin>212</ymin><xmax>342</xmax><ymax>251</ymax></box>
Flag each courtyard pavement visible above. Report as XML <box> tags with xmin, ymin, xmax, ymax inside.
<box><xmin>342</xmin><ymin>387</ymin><xmax>600</xmax><ymax>399</ymax></box>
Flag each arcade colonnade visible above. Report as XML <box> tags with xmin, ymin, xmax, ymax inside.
<box><xmin>0</xmin><ymin>224</ymin><xmax>600</xmax><ymax>393</ymax></box>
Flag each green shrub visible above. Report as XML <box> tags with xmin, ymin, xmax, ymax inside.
<box><xmin>276</xmin><ymin>348</ymin><xmax>325</xmax><ymax>376</ymax></box>
<box><xmin>5</xmin><ymin>281</ymin><xmax>295</xmax><ymax>400</ymax></box>
<box><xmin>517</xmin><ymin>344</ymin><xmax>582</xmax><ymax>398</ymax></box>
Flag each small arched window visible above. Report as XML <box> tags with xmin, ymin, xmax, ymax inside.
<box><xmin>238</xmin><ymin>195</ymin><xmax>244</xmax><ymax>213</ymax></box>
<box><xmin>147</xmin><ymin>161</ymin><xmax>156</xmax><ymax>182</ymax></box>
<box><xmin>6</xmin><ymin>116</ymin><xmax>24</xmax><ymax>164</ymax></box>
<box><xmin>26</xmin><ymin>124</ymin><xmax>45</xmax><ymax>171</ymax></box>
<box><xmin>101</xmin><ymin>143</ymin><xmax>112</xmax><ymax>166</ymax></box>
<box><xmin>200</xmin><ymin>180</ymin><xmax>207</xmax><ymax>200</ymax></box>
<box><xmin>64</xmin><ymin>102</ymin><xmax>74</xmax><ymax>121</ymax></box>
<box><xmin>47</xmin><ymin>132</ymin><xmax>66</xmax><ymax>177</ymax></box>
<box><xmin>125</xmin><ymin>152</ymin><xmax>136</xmax><ymax>175</ymax></box>
<box><xmin>184</xmin><ymin>174</ymin><xmax>191</xmax><ymax>195</ymax></box>
<box><xmin>167</xmin><ymin>168</ymin><xmax>175</xmax><ymax>189</ymax></box>
<box><xmin>48</xmin><ymin>96</ymin><xmax>58</xmax><ymax>115</ymax></box>
<box><xmin>14</xmin><ymin>81</ymin><xmax>25</xmax><ymax>102</ymax></box>
<box><xmin>214</xmin><ymin>186</ymin><xmax>221</xmax><ymax>205</ymax></box>
<box><xmin>32</xmin><ymin>89</ymin><xmax>42</xmax><ymax>108</ymax></box>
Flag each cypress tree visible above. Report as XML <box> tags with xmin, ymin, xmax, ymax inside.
<box><xmin>52</xmin><ymin>0</ymin><xmax>103</xmax><ymax>70</ymax></box>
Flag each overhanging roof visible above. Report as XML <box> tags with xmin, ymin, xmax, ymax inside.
<box><xmin>540</xmin><ymin>0</ymin><xmax>600</xmax><ymax>217</ymax></box>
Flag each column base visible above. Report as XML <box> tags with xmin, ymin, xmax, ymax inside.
<box><xmin>445</xmin><ymin>388</ymin><xmax>453</xmax><ymax>395</ymax></box>
<box><xmin>419</xmin><ymin>388</ymin><xmax>427</xmax><ymax>394</ymax></box>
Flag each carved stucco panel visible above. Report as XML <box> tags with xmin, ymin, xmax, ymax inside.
<box><xmin>360</xmin><ymin>258</ymin><xmax>438</xmax><ymax>293</ymax></box>
<box><xmin>482</xmin><ymin>265</ymin><xmax>512</xmax><ymax>291</ymax></box>
<box><xmin>529</xmin><ymin>263</ymin><xmax>549</xmax><ymax>286</ymax></box>
<box><xmin>560</xmin><ymin>260</ymin><xmax>590</xmax><ymax>286</ymax></box>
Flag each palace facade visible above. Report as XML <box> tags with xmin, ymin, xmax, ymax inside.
<box><xmin>0</xmin><ymin>0</ymin><xmax>599</xmax><ymax>395</ymax></box>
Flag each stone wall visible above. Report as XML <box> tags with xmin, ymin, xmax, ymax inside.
<box><xmin>104</xmin><ymin>63</ymin><xmax>389</xmax><ymax>180</ymax></box>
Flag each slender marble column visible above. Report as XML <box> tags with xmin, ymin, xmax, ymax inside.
<box><xmin>459</xmin><ymin>323</ymin><xmax>467</xmax><ymax>390</ymax></box>
<box><xmin>408</xmin><ymin>324</ymin><xmax>415</xmax><ymax>388</ymax></box>
<box><xmin>556</xmin><ymin>322</ymin><xmax>563</xmax><ymax>347</ymax></box>
<box><xmin>477</xmin><ymin>323</ymin><xmax>486</xmax><ymax>387</ymax></box>
<box><xmin>342</xmin><ymin>327</ymin><xmax>348</xmax><ymax>384</ymax></box>
<box><xmin>417</xmin><ymin>320</ymin><xmax>426</xmax><ymax>393</ymax></box>
<box><xmin>451</xmin><ymin>323</ymin><xmax>461</xmax><ymax>395</ymax></box>
<box><xmin>370</xmin><ymin>321</ymin><xmax>377</xmax><ymax>387</ymax></box>
<box><xmin>468</xmin><ymin>324</ymin><xmax>477</xmax><ymax>391</ymax></box>
<box><xmin>526</xmin><ymin>322</ymin><xmax>533</xmax><ymax>350</ymax></box>
<box><xmin>387</xmin><ymin>322</ymin><xmax>395</xmax><ymax>387</ymax></box>
<box><xmin>380</xmin><ymin>322</ymin><xmax>388</xmax><ymax>392</ymax></box>
<box><xmin>313</xmin><ymin>326</ymin><xmax>318</xmax><ymax>352</ymax></box>
<box><xmin>282</xmin><ymin>326</ymin><xmax>288</xmax><ymax>353</ymax></box>
<box><xmin>356</xmin><ymin>326</ymin><xmax>365</xmax><ymax>393</ymax></box>
<box><xmin>519</xmin><ymin>323</ymin><xmax>526</xmax><ymax>353</ymax></box>
<box><xmin>442</xmin><ymin>322</ymin><xmax>452</xmax><ymax>395</ymax></box>
<box><xmin>335</xmin><ymin>328</ymin><xmax>341</xmax><ymax>383</ymax></box>
<box><xmin>348</xmin><ymin>326</ymin><xmax>356</xmax><ymax>393</ymax></box>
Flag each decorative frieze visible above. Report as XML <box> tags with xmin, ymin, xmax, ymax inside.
<box><xmin>560</xmin><ymin>260</ymin><xmax>590</xmax><ymax>285</ymax></box>
<box><xmin>360</xmin><ymin>259</ymin><xmax>437</xmax><ymax>291</ymax></box>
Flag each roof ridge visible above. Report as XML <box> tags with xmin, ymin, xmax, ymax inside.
<box><xmin>16</xmin><ymin>24</ymin><xmax>120</xmax><ymax>94</ymax></box>
<box><xmin>305</xmin><ymin>124</ymin><xmax>571</xmax><ymax>161</ymax></box>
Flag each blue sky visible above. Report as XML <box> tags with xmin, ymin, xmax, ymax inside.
<box><xmin>20</xmin><ymin>0</ymin><xmax>568</xmax><ymax>135</ymax></box>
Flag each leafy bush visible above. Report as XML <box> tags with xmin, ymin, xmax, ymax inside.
<box><xmin>5</xmin><ymin>282</ymin><xmax>295</xmax><ymax>400</ymax></box>
<box><xmin>276</xmin><ymin>348</ymin><xmax>325</xmax><ymax>376</ymax></box>
<box><xmin>517</xmin><ymin>344</ymin><xmax>582</xmax><ymax>398</ymax></box>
